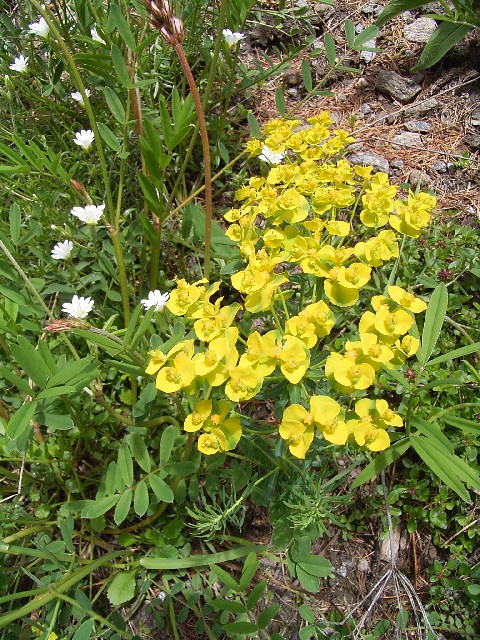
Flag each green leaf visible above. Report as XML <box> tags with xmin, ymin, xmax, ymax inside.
<box><xmin>417</xmin><ymin>283</ymin><xmax>448</xmax><ymax>364</ymax></box>
<box><xmin>324</xmin><ymin>32</ymin><xmax>336</xmax><ymax>66</ymax></box>
<box><xmin>37</xmin><ymin>413</ymin><xmax>75</xmax><ymax>432</ymax></box>
<box><xmin>209</xmin><ymin>598</ymin><xmax>246</xmax><ymax>614</ymax></box>
<box><xmin>246</xmin><ymin>579</ymin><xmax>267</xmax><ymax>610</ymax></box>
<box><xmin>426</xmin><ymin>342</ymin><xmax>480</xmax><ymax>366</ymax></box>
<box><xmin>114</xmin><ymin>489</ymin><xmax>132</xmax><ymax>525</ymax></box>
<box><xmin>140</xmin><ymin>544</ymin><xmax>266</xmax><ymax>569</ymax></box>
<box><xmin>375</xmin><ymin>1</ymin><xmax>432</xmax><ymax>28</ymax></box>
<box><xmin>107</xmin><ymin>4</ymin><xmax>136</xmax><ymax>50</ymax></box>
<box><xmin>296</xmin><ymin>566</ymin><xmax>319</xmax><ymax>593</ymax></box>
<box><xmin>238</xmin><ymin>552</ymin><xmax>259</xmax><ymax>591</ymax></box>
<box><xmin>97</xmin><ymin>122</ymin><xmax>121</xmax><ymax>152</ymax></box>
<box><xmin>117</xmin><ymin>444</ymin><xmax>134</xmax><ymax>487</ymax></box>
<box><xmin>301</xmin><ymin>59</ymin><xmax>312</xmax><ymax>92</ymax></box>
<box><xmin>248</xmin><ymin>111</ymin><xmax>260</xmax><ymax>138</ymax></box>
<box><xmin>354</xmin><ymin>24</ymin><xmax>379</xmax><ymax>47</ymax></box>
<box><xmin>210</xmin><ymin>564</ymin><xmax>240</xmax><ymax>591</ymax></box>
<box><xmin>413</xmin><ymin>22</ymin><xmax>471</xmax><ymax>71</ymax></box>
<box><xmin>6</xmin><ymin>401</ymin><xmax>37</xmax><ymax>440</ymax></box>
<box><xmin>111</xmin><ymin>44</ymin><xmax>130</xmax><ymax>87</ymax></box>
<box><xmin>299</xmin><ymin>604</ymin><xmax>315</xmax><ymax>623</ymax></box>
<box><xmin>149</xmin><ymin>474</ymin><xmax>174</xmax><ymax>503</ymax></box>
<box><xmin>104</xmin><ymin>87</ymin><xmax>126</xmax><ymax>124</ymax></box>
<box><xmin>275</xmin><ymin>87</ymin><xmax>286</xmax><ymax>116</ymax></box>
<box><xmin>36</xmin><ymin>385</ymin><xmax>76</xmax><ymax>399</ymax></box>
<box><xmin>81</xmin><ymin>495</ymin><xmax>119</xmax><ymax>519</ymax></box>
<box><xmin>223</xmin><ymin>621</ymin><xmax>258</xmax><ymax>634</ymax></box>
<box><xmin>441</xmin><ymin>414</ymin><xmax>480</xmax><ymax>435</ymax></box>
<box><xmin>409</xmin><ymin>435</ymin><xmax>470</xmax><ymax>502</ymax></box>
<box><xmin>134</xmin><ymin>480</ymin><xmax>149</xmax><ymax>516</ymax></box>
<box><xmin>11</xmin><ymin>337</ymin><xmax>51</xmax><ymax>387</ymax></box>
<box><xmin>9</xmin><ymin>203</ymin><xmax>21</xmax><ymax>245</ymax></box>
<box><xmin>352</xmin><ymin>439</ymin><xmax>411</xmax><ymax>488</ymax></box>
<box><xmin>290</xmin><ymin>536</ymin><xmax>311</xmax><ymax>562</ymax></box>
<box><xmin>0</xmin><ymin>365</ymin><xmax>31</xmax><ymax>394</ymax></box>
<box><xmin>107</xmin><ymin>570</ymin><xmax>136</xmax><ymax>606</ymax></box>
<box><xmin>159</xmin><ymin>425</ymin><xmax>177</xmax><ymax>465</ymax></box>
<box><xmin>344</xmin><ymin>19</ymin><xmax>355</xmax><ymax>47</ymax></box>
<box><xmin>257</xmin><ymin>604</ymin><xmax>280</xmax><ymax>629</ymax></box>
<box><xmin>0</xmin><ymin>285</ymin><xmax>28</xmax><ymax>305</ymax></box>
<box><xmin>128</xmin><ymin>433</ymin><xmax>151</xmax><ymax>473</ymax></box>
<box><xmin>410</xmin><ymin>416</ymin><xmax>453</xmax><ymax>453</ymax></box>
<box><xmin>297</xmin><ymin>555</ymin><xmax>332</xmax><ymax>578</ymax></box>
<box><xmin>72</xmin><ymin>619</ymin><xmax>94</xmax><ymax>640</ymax></box>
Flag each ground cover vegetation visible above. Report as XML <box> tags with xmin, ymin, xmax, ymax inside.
<box><xmin>0</xmin><ymin>0</ymin><xmax>479</xmax><ymax>638</ymax></box>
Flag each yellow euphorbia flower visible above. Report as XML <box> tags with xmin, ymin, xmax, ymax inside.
<box><xmin>194</xmin><ymin>400</ymin><xmax>242</xmax><ymax>454</ymax></box>
<box><xmin>374</xmin><ymin>307</ymin><xmax>414</xmax><ymax>337</ymax></box>
<box><xmin>325</xmin><ymin>351</ymin><xmax>376</xmax><ymax>392</ymax></box>
<box><xmin>225</xmin><ymin>363</ymin><xmax>262</xmax><ymax>402</ymax></box>
<box><xmin>240</xmin><ymin>330</ymin><xmax>278</xmax><ymax>378</ymax></box>
<box><xmin>245</xmin><ymin>138</ymin><xmax>263</xmax><ymax>156</ymax></box>
<box><xmin>244</xmin><ymin>274</ymin><xmax>289</xmax><ymax>313</ymax></box>
<box><xmin>184</xmin><ymin>399</ymin><xmax>212</xmax><ymax>432</ymax></box>
<box><xmin>389</xmin><ymin>192</ymin><xmax>435</xmax><ymax>237</ymax></box>
<box><xmin>278</xmin><ymin>335</ymin><xmax>311</xmax><ymax>384</ymax></box>
<box><xmin>359</xmin><ymin>333</ymin><xmax>394</xmax><ymax>369</ymax></box>
<box><xmin>193</xmin><ymin>302</ymin><xmax>241</xmax><ymax>342</ymax></box>
<box><xmin>302</xmin><ymin>300</ymin><xmax>335</xmax><ymax>338</ymax></box>
<box><xmin>351</xmin><ymin>420</ymin><xmax>390</xmax><ymax>451</ymax></box>
<box><xmin>155</xmin><ymin>351</ymin><xmax>195</xmax><ymax>393</ymax></box>
<box><xmin>397</xmin><ymin>334</ymin><xmax>420</xmax><ymax>357</ymax></box>
<box><xmin>354</xmin><ymin>229</ymin><xmax>399</xmax><ymax>266</ymax></box>
<box><xmin>285</xmin><ymin>315</ymin><xmax>318</xmax><ymax>348</ymax></box>
<box><xmin>274</xmin><ymin>188</ymin><xmax>310</xmax><ymax>224</ymax></box>
<box><xmin>166</xmin><ymin>278</ymin><xmax>208</xmax><ymax>316</ymax></box>
<box><xmin>325</xmin><ymin>220</ymin><xmax>351</xmax><ymax>236</ymax></box>
<box><xmin>310</xmin><ymin>395</ymin><xmax>349</xmax><ymax>445</ymax></box>
<box><xmin>145</xmin><ymin>348</ymin><xmax>167</xmax><ymax>375</ymax></box>
<box><xmin>279</xmin><ymin>404</ymin><xmax>315</xmax><ymax>458</ymax></box>
<box><xmin>348</xmin><ymin>398</ymin><xmax>402</xmax><ymax>451</ymax></box>
<box><xmin>387</xmin><ymin>286</ymin><xmax>427</xmax><ymax>313</ymax></box>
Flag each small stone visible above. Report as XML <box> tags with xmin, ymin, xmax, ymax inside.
<box><xmin>348</xmin><ymin>151</ymin><xmax>390</xmax><ymax>174</ymax></box>
<box><xmin>404</xmin><ymin>97</ymin><xmax>439</xmax><ymax>118</ymax></box>
<box><xmin>376</xmin><ymin>70</ymin><xmax>422</xmax><ymax>104</ymax></box>
<box><xmin>404</xmin><ymin>17</ymin><xmax>437</xmax><ymax>43</ymax></box>
<box><xmin>464</xmin><ymin>133</ymin><xmax>480</xmax><ymax>150</ymax></box>
<box><xmin>360</xmin><ymin>39</ymin><xmax>377</xmax><ymax>63</ymax></box>
<box><xmin>284</xmin><ymin>68</ymin><xmax>302</xmax><ymax>86</ymax></box>
<box><xmin>390</xmin><ymin>158</ymin><xmax>404</xmax><ymax>170</ymax></box>
<box><xmin>346</xmin><ymin>142</ymin><xmax>365</xmax><ymax>153</ymax></box>
<box><xmin>409</xmin><ymin>169</ymin><xmax>430</xmax><ymax>186</ymax></box>
<box><xmin>361</xmin><ymin>2</ymin><xmax>378</xmax><ymax>14</ymax></box>
<box><xmin>357</xmin><ymin>557</ymin><xmax>370</xmax><ymax>572</ymax></box>
<box><xmin>391</xmin><ymin>131</ymin><xmax>424</xmax><ymax>149</ymax></box>
<box><xmin>379</xmin><ymin>528</ymin><xmax>401</xmax><ymax>563</ymax></box>
<box><xmin>359</xmin><ymin>103</ymin><xmax>373</xmax><ymax>115</ymax></box>
<box><xmin>432</xmin><ymin>160</ymin><xmax>448</xmax><ymax>173</ymax></box>
<box><xmin>471</xmin><ymin>111</ymin><xmax>480</xmax><ymax>127</ymax></box>
<box><xmin>404</xmin><ymin>120</ymin><xmax>432</xmax><ymax>133</ymax></box>
<box><xmin>356</xmin><ymin>77</ymin><xmax>369</xmax><ymax>89</ymax></box>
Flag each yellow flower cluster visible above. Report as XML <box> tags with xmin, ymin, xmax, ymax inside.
<box><xmin>144</xmin><ymin>114</ymin><xmax>435</xmax><ymax>459</ymax></box>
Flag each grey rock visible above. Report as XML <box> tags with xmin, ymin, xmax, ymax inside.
<box><xmin>404</xmin><ymin>120</ymin><xmax>432</xmax><ymax>133</ymax></box>
<box><xmin>355</xmin><ymin>23</ymin><xmax>364</xmax><ymax>35</ymax></box>
<box><xmin>359</xmin><ymin>103</ymin><xmax>373</xmax><ymax>115</ymax></box>
<box><xmin>404</xmin><ymin>17</ymin><xmax>437</xmax><ymax>43</ymax></box>
<box><xmin>432</xmin><ymin>160</ymin><xmax>448</xmax><ymax>173</ymax></box>
<box><xmin>464</xmin><ymin>133</ymin><xmax>480</xmax><ymax>150</ymax></box>
<box><xmin>348</xmin><ymin>151</ymin><xmax>390</xmax><ymax>174</ymax></box>
<box><xmin>375</xmin><ymin>70</ymin><xmax>422</xmax><ymax>103</ymax></box>
<box><xmin>357</xmin><ymin>557</ymin><xmax>370</xmax><ymax>572</ymax></box>
<box><xmin>361</xmin><ymin>2</ymin><xmax>384</xmax><ymax>17</ymax></box>
<box><xmin>379</xmin><ymin>527</ymin><xmax>401</xmax><ymax>563</ymax></box>
<box><xmin>404</xmin><ymin>97</ymin><xmax>439</xmax><ymax>118</ymax></box>
<box><xmin>360</xmin><ymin>39</ymin><xmax>377</xmax><ymax>63</ymax></box>
<box><xmin>390</xmin><ymin>158</ymin><xmax>404</xmax><ymax>170</ymax></box>
<box><xmin>391</xmin><ymin>131</ymin><xmax>424</xmax><ymax>149</ymax></box>
<box><xmin>409</xmin><ymin>169</ymin><xmax>430</xmax><ymax>186</ymax></box>
<box><xmin>308</xmin><ymin>1</ymin><xmax>335</xmax><ymax>24</ymax></box>
<box><xmin>346</xmin><ymin>142</ymin><xmax>365</xmax><ymax>153</ymax></box>
<box><xmin>471</xmin><ymin>110</ymin><xmax>480</xmax><ymax>127</ymax></box>
<box><xmin>356</xmin><ymin>77</ymin><xmax>369</xmax><ymax>89</ymax></box>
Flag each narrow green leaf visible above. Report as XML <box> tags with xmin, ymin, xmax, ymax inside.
<box><xmin>441</xmin><ymin>414</ymin><xmax>480</xmax><ymax>435</ymax></box>
<box><xmin>149</xmin><ymin>474</ymin><xmax>174</xmax><ymax>503</ymax></box>
<box><xmin>117</xmin><ymin>444</ymin><xmax>134</xmax><ymax>487</ymax></box>
<box><xmin>354</xmin><ymin>24</ymin><xmax>379</xmax><ymax>46</ymax></box>
<box><xmin>73</xmin><ymin>329</ymin><xmax>122</xmax><ymax>353</ymax></box>
<box><xmin>417</xmin><ymin>283</ymin><xmax>448</xmax><ymax>364</ymax></box>
<box><xmin>11</xmin><ymin>337</ymin><xmax>50</xmax><ymax>387</ymax></box>
<box><xmin>140</xmin><ymin>544</ymin><xmax>266</xmax><ymax>569</ymax></box>
<box><xmin>246</xmin><ymin>579</ymin><xmax>267</xmax><ymax>610</ymax></box>
<box><xmin>413</xmin><ymin>22</ymin><xmax>471</xmax><ymax>71</ymax></box>
<box><xmin>352</xmin><ymin>439</ymin><xmax>411</xmax><ymax>488</ymax></box>
<box><xmin>107</xmin><ymin>570</ymin><xmax>136</xmax><ymax>606</ymax></box>
<box><xmin>97</xmin><ymin>122</ymin><xmax>121</xmax><ymax>152</ymax></box>
<box><xmin>0</xmin><ymin>285</ymin><xmax>28</xmax><ymax>305</ymax></box>
<box><xmin>9</xmin><ymin>203</ymin><xmax>21</xmax><ymax>245</ymax></box>
<box><xmin>409</xmin><ymin>435</ymin><xmax>470</xmax><ymax>502</ymax></box>
<box><xmin>209</xmin><ymin>599</ymin><xmax>246</xmax><ymax>614</ymax></box>
<box><xmin>0</xmin><ymin>365</ymin><xmax>31</xmax><ymax>394</ymax></box>
<box><xmin>129</xmin><ymin>304</ymin><xmax>157</xmax><ymax>351</ymax></box>
<box><xmin>107</xmin><ymin>4</ymin><xmax>136</xmax><ymax>50</ymax></box>
<box><xmin>72</xmin><ymin>619</ymin><xmax>94</xmax><ymax>640</ymax></box>
<box><xmin>6</xmin><ymin>401</ymin><xmax>37</xmax><ymax>440</ymax></box>
<box><xmin>257</xmin><ymin>604</ymin><xmax>280</xmax><ymax>629</ymax></box>
<box><xmin>111</xmin><ymin>44</ymin><xmax>130</xmax><ymax>87</ymax></box>
<box><xmin>301</xmin><ymin>59</ymin><xmax>312</xmax><ymax>92</ymax></box>
<box><xmin>104</xmin><ymin>87</ymin><xmax>126</xmax><ymax>124</ymax></box>
<box><xmin>36</xmin><ymin>385</ymin><xmax>76</xmax><ymax>399</ymax></box>
<box><xmin>210</xmin><ymin>564</ymin><xmax>240</xmax><ymax>591</ymax></box>
<box><xmin>134</xmin><ymin>480</ymin><xmax>149</xmax><ymax>516</ymax></box>
<box><xmin>159</xmin><ymin>425</ymin><xmax>177</xmax><ymax>465</ymax></box>
<box><xmin>324</xmin><ymin>32</ymin><xmax>336</xmax><ymax>66</ymax></box>
<box><xmin>275</xmin><ymin>87</ymin><xmax>286</xmax><ymax>116</ymax></box>
<box><xmin>46</xmin><ymin>357</ymin><xmax>97</xmax><ymax>389</ymax></box>
<box><xmin>375</xmin><ymin>0</ymin><xmax>431</xmax><ymax>28</ymax></box>
<box><xmin>223</xmin><ymin>621</ymin><xmax>258</xmax><ymax>634</ymax></box>
<box><xmin>247</xmin><ymin>111</ymin><xmax>260</xmax><ymax>138</ymax></box>
<box><xmin>426</xmin><ymin>342</ymin><xmax>480</xmax><ymax>366</ymax></box>
<box><xmin>410</xmin><ymin>416</ymin><xmax>453</xmax><ymax>453</ymax></box>
<box><xmin>128</xmin><ymin>433</ymin><xmax>151</xmax><ymax>473</ymax></box>
<box><xmin>81</xmin><ymin>495</ymin><xmax>119</xmax><ymax>519</ymax></box>
<box><xmin>344</xmin><ymin>19</ymin><xmax>355</xmax><ymax>47</ymax></box>
<box><xmin>114</xmin><ymin>489</ymin><xmax>132</xmax><ymax>525</ymax></box>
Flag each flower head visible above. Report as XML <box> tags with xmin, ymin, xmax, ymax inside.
<box><xmin>29</xmin><ymin>17</ymin><xmax>49</xmax><ymax>38</ymax></box>
<box><xmin>141</xmin><ymin>290</ymin><xmax>170</xmax><ymax>312</ymax></box>
<box><xmin>223</xmin><ymin>29</ymin><xmax>245</xmax><ymax>48</ymax></box>
<box><xmin>258</xmin><ymin>145</ymin><xmax>286</xmax><ymax>165</ymax></box>
<box><xmin>71</xmin><ymin>89</ymin><xmax>91</xmax><ymax>107</ymax></box>
<box><xmin>9</xmin><ymin>55</ymin><xmax>29</xmax><ymax>73</ymax></box>
<box><xmin>70</xmin><ymin>204</ymin><xmax>105</xmax><ymax>225</ymax></box>
<box><xmin>73</xmin><ymin>129</ymin><xmax>94</xmax><ymax>151</ymax></box>
<box><xmin>62</xmin><ymin>295</ymin><xmax>94</xmax><ymax>319</ymax></box>
<box><xmin>51</xmin><ymin>240</ymin><xmax>73</xmax><ymax>260</ymax></box>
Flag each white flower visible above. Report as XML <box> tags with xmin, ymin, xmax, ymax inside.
<box><xmin>258</xmin><ymin>145</ymin><xmax>286</xmax><ymax>164</ymax></box>
<box><xmin>62</xmin><ymin>295</ymin><xmax>94</xmax><ymax>319</ymax></box>
<box><xmin>73</xmin><ymin>129</ymin><xmax>94</xmax><ymax>151</ymax></box>
<box><xmin>141</xmin><ymin>290</ymin><xmax>170</xmax><ymax>312</ymax></box>
<box><xmin>51</xmin><ymin>240</ymin><xmax>73</xmax><ymax>260</ymax></box>
<box><xmin>9</xmin><ymin>55</ymin><xmax>29</xmax><ymax>73</ymax></box>
<box><xmin>70</xmin><ymin>204</ymin><xmax>105</xmax><ymax>225</ymax></box>
<box><xmin>90</xmin><ymin>27</ymin><xmax>105</xmax><ymax>44</ymax></box>
<box><xmin>28</xmin><ymin>17</ymin><xmax>50</xmax><ymax>38</ymax></box>
<box><xmin>223</xmin><ymin>28</ymin><xmax>245</xmax><ymax>48</ymax></box>
<box><xmin>71</xmin><ymin>89</ymin><xmax>91</xmax><ymax>107</ymax></box>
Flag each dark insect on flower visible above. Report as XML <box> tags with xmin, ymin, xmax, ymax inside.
<box><xmin>144</xmin><ymin>0</ymin><xmax>183</xmax><ymax>45</ymax></box>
